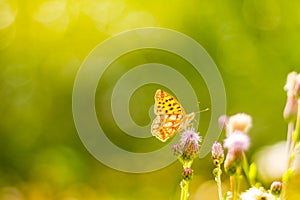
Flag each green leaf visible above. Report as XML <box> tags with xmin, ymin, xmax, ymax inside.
<box><xmin>249</xmin><ymin>163</ymin><xmax>257</xmax><ymax>186</ymax></box>
<box><xmin>282</xmin><ymin>168</ymin><xmax>294</xmax><ymax>182</ymax></box>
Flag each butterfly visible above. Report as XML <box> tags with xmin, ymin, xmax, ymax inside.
<box><xmin>151</xmin><ymin>89</ymin><xmax>195</xmax><ymax>142</ymax></box>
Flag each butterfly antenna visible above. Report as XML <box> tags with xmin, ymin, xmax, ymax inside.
<box><xmin>191</xmin><ymin>104</ymin><xmax>209</xmax><ymax>128</ymax></box>
<box><xmin>193</xmin><ymin>107</ymin><xmax>209</xmax><ymax>115</ymax></box>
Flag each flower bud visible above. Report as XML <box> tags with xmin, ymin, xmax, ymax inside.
<box><xmin>284</xmin><ymin>72</ymin><xmax>300</xmax><ymax>98</ymax></box>
<box><xmin>212</xmin><ymin>142</ymin><xmax>224</xmax><ymax>165</ymax></box>
<box><xmin>283</xmin><ymin>95</ymin><xmax>298</xmax><ymax>122</ymax></box>
<box><xmin>218</xmin><ymin>115</ymin><xmax>228</xmax><ymax>130</ymax></box>
<box><xmin>213</xmin><ymin>167</ymin><xmax>222</xmax><ymax>178</ymax></box>
<box><xmin>270</xmin><ymin>181</ymin><xmax>282</xmax><ymax>197</ymax></box>
<box><xmin>224</xmin><ymin>151</ymin><xmax>242</xmax><ymax>176</ymax></box>
<box><xmin>182</xmin><ymin>168</ymin><xmax>193</xmax><ymax>181</ymax></box>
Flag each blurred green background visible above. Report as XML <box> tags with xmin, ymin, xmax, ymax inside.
<box><xmin>1</xmin><ymin>0</ymin><xmax>300</xmax><ymax>199</ymax></box>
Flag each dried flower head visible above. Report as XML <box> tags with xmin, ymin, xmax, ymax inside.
<box><xmin>224</xmin><ymin>131</ymin><xmax>250</xmax><ymax>152</ymax></box>
<box><xmin>212</xmin><ymin>142</ymin><xmax>224</xmax><ymax>165</ymax></box>
<box><xmin>240</xmin><ymin>187</ymin><xmax>274</xmax><ymax>200</ymax></box>
<box><xmin>226</xmin><ymin>113</ymin><xmax>252</xmax><ymax>135</ymax></box>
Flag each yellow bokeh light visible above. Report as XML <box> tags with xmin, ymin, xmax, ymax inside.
<box><xmin>0</xmin><ymin>0</ymin><xmax>17</xmax><ymax>29</ymax></box>
<box><xmin>31</xmin><ymin>0</ymin><xmax>80</xmax><ymax>32</ymax></box>
<box><xmin>82</xmin><ymin>0</ymin><xmax>157</xmax><ymax>35</ymax></box>
<box><xmin>33</xmin><ymin>0</ymin><xmax>67</xmax><ymax>23</ymax></box>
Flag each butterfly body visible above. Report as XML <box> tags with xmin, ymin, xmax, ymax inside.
<box><xmin>151</xmin><ymin>89</ymin><xmax>195</xmax><ymax>142</ymax></box>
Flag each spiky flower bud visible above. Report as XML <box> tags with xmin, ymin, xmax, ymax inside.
<box><xmin>212</xmin><ymin>142</ymin><xmax>224</xmax><ymax>165</ymax></box>
<box><xmin>182</xmin><ymin>167</ymin><xmax>193</xmax><ymax>181</ymax></box>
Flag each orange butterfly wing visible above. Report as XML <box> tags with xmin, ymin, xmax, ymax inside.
<box><xmin>151</xmin><ymin>89</ymin><xmax>186</xmax><ymax>142</ymax></box>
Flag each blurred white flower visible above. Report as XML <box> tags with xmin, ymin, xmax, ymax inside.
<box><xmin>254</xmin><ymin>141</ymin><xmax>287</xmax><ymax>182</ymax></box>
<box><xmin>240</xmin><ymin>187</ymin><xmax>274</xmax><ymax>200</ymax></box>
<box><xmin>226</xmin><ymin>113</ymin><xmax>252</xmax><ymax>135</ymax></box>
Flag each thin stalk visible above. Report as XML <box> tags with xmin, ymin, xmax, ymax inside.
<box><xmin>231</xmin><ymin>167</ymin><xmax>241</xmax><ymax>200</ymax></box>
<box><xmin>235</xmin><ymin>167</ymin><xmax>241</xmax><ymax>199</ymax></box>
<box><xmin>241</xmin><ymin>153</ymin><xmax>253</xmax><ymax>186</ymax></box>
<box><xmin>230</xmin><ymin>176</ymin><xmax>237</xmax><ymax>200</ymax></box>
<box><xmin>288</xmin><ymin>98</ymin><xmax>300</xmax><ymax>169</ymax></box>
<box><xmin>283</xmin><ymin>98</ymin><xmax>300</xmax><ymax>200</ymax></box>
<box><xmin>287</xmin><ymin>122</ymin><xmax>294</xmax><ymax>157</ymax></box>
<box><xmin>180</xmin><ymin>161</ymin><xmax>193</xmax><ymax>200</ymax></box>
<box><xmin>216</xmin><ymin>165</ymin><xmax>223</xmax><ymax>200</ymax></box>
<box><xmin>180</xmin><ymin>179</ymin><xmax>189</xmax><ymax>200</ymax></box>
<box><xmin>292</xmin><ymin>99</ymin><xmax>300</xmax><ymax>149</ymax></box>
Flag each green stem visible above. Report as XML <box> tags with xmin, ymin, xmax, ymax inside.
<box><xmin>241</xmin><ymin>153</ymin><xmax>253</xmax><ymax>186</ymax></box>
<box><xmin>287</xmin><ymin>99</ymin><xmax>300</xmax><ymax>170</ymax></box>
<box><xmin>290</xmin><ymin>99</ymin><xmax>300</xmax><ymax>154</ymax></box>
<box><xmin>235</xmin><ymin>168</ymin><xmax>241</xmax><ymax>199</ymax></box>
<box><xmin>287</xmin><ymin>122</ymin><xmax>294</xmax><ymax>157</ymax></box>
<box><xmin>180</xmin><ymin>161</ymin><xmax>192</xmax><ymax>200</ymax></box>
<box><xmin>180</xmin><ymin>179</ymin><xmax>189</xmax><ymax>200</ymax></box>
<box><xmin>216</xmin><ymin>165</ymin><xmax>223</xmax><ymax>200</ymax></box>
<box><xmin>231</xmin><ymin>167</ymin><xmax>241</xmax><ymax>200</ymax></box>
<box><xmin>184</xmin><ymin>161</ymin><xmax>192</xmax><ymax>168</ymax></box>
<box><xmin>283</xmin><ymin>99</ymin><xmax>300</xmax><ymax>200</ymax></box>
<box><xmin>230</xmin><ymin>176</ymin><xmax>237</xmax><ymax>200</ymax></box>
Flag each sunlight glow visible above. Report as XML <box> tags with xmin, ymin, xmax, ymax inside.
<box><xmin>0</xmin><ymin>0</ymin><xmax>17</xmax><ymax>29</ymax></box>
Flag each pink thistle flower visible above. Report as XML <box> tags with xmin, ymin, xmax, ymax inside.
<box><xmin>172</xmin><ymin>128</ymin><xmax>202</xmax><ymax>161</ymax></box>
<box><xmin>180</xmin><ymin>128</ymin><xmax>202</xmax><ymax>146</ymax></box>
<box><xmin>224</xmin><ymin>131</ymin><xmax>250</xmax><ymax>152</ymax></box>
